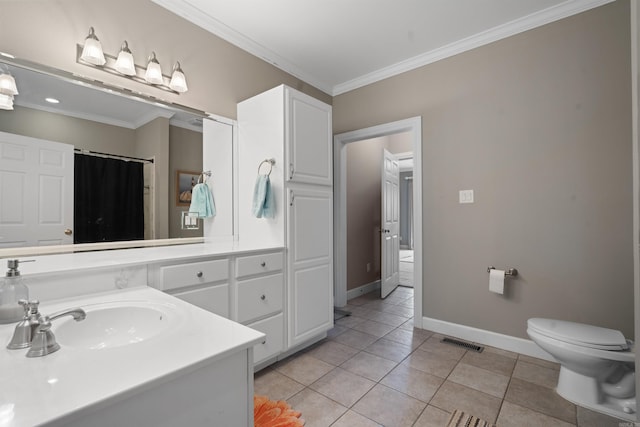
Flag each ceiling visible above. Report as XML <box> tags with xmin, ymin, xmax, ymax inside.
<box><xmin>152</xmin><ymin>0</ymin><xmax>612</xmax><ymax>96</ymax></box>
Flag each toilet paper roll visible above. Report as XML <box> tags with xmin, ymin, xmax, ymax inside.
<box><xmin>489</xmin><ymin>269</ymin><xmax>505</xmax><ymax>294</ymax></box>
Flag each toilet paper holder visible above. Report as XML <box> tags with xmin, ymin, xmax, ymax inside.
<box><xmin>487</xmin><ymin>266</ymin><xmax>518</xmax><ymax>277</ymax></box>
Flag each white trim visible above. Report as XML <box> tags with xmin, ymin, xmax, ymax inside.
<box><xmin>154</xmin><ymin>0</ymin><xmax>611</xmax><ymax>96</ymax></box>
<box><xmin>346</xmin><ymin>280</ymin><xmax>381</xmax><ymax>301</ymax></box>
<box><xmin>333</xmin><ymin>116</ymin><xmax>422</xmax><ymax>328</ymax></box>
<box><xmin>332</xmin><ymin>0</ymin><xmax>614</xmax><ymax>95</ymax></box>
<box><xmin>630</xmin><ymin>0</ymin><xmax>640</xmax><ymax>410</ymax></box>
<box><xmin>422</xmin><ymin>316</ymin><xmax>556</xmax><ymax>362</ymax></box>
<box><xmin>151</xmin><ymin>0</ymin><xmax>332</xmax><ymax>94</ymax></box>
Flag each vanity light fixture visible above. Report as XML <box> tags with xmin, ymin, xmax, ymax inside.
<box><xmin>0</xmin><ymin>72</ymin><xmax>18</xmax><ymax>96</ymax></box>
<box><xmin>0</xmin><ymin>93</ymin><xmax>14</xmax><ymax>110</ymax></box>
<box><xmin>114</xmin><ymin>41</ymin><xmax>136</xmax><ymax>76</ymax></box>
<box><xmin>169</xmin><ymin>62</ymin><xmax>188</xmax><ymax>93</ymax></box>
<box><xmin>0</xmin><ymin>66</ymin><xmax>18</xmax><ymax>110</ymax></box>
<box><xmin>79</xmin><ymin>27</ymin><xmax>106</xmax><ymax>66</ymax></box>
<box><xmin>144</xmin><ymin>52</ymin><xmax>164</xmax><ymax>85</ymax></box>
<box><xmin>77</xmin><ymin>28</ymin><xmax>188</xmax><ymax>94</ymax></box>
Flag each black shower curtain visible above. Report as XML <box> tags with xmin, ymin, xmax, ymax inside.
<box><xmin>74</xmin><ymin>154</ymin><xmax>145</xmax><ymax>243</ymax></box>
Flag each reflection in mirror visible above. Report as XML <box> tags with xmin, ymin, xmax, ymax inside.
<box><xmin>0</xmin><ymin>58</ymin><xmax>208</xmax><ymax>251</ymax></box>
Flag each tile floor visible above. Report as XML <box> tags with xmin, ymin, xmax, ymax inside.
<box><xmin>254</xmin><ymin>287</ymin><xmax>626</xmax><ymax>427</ymax></box>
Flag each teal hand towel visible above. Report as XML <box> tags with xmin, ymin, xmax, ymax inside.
<box><xmin>189</xmin><ymin>183</ymin><xmax>216</xmax><ymax>218</ymax></box>
<box><xmin>252</xmin><ymin>175</ymin><xmax>275</xmax><ymax>218</ymax></box>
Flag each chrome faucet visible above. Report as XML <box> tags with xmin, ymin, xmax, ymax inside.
<box><xmin>6</xmin><ymin>300</ymin><xmax>86</xmax><ymax>357</ymax></box>
<box><xmin>7</xmin><ymin>300</ymin><xmax>42</xmax><ymax>349</ymax></box>
<box><xmin>26</xmin><ymin>308</ymin><xmax>86</xmax><ymax>357</ymax></box>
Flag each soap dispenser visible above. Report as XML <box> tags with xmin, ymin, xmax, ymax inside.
<box><xmin>0</xmin><ymin>259</ymin><xmax>30</xmax><ymax>324</ymax></box>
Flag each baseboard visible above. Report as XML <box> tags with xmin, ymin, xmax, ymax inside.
<box><xmin>422</xmin><ymin>316</ymin><xmax>556</xmax><ymax>362</ymax></box>
<box><xmin>346</xmin><ymin>280</ymin><xmax>381</xmax><ymax>301</ymax></box>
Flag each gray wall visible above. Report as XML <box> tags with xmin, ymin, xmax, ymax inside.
<box><xmin>0</xmin><ymin>106</ymin><xmax>136</xmax><ymax>155</ymax></box>
<box><xmin>335</xmin><ymin>1</ymin><xmax>634</xmax><ymax>338</ymax></box>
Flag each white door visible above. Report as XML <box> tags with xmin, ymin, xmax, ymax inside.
<box><xmin>287</xmin><ymin>186</ymin><xmax>333</xmax><ymax>347</ymax></box>
<box><xmin>285</xmin><ymin>87</ymin><xmax>332</xmax><ymax>186</ymax></box>
<box><xmin>0</xmin><ymin>131</ymin><xmax>74</xmax><ymax>248</ymax></box>
<box><xmin>381</xmin><ymin>149</ymin><xmax>400</xmax><ymax>298</ymax></box>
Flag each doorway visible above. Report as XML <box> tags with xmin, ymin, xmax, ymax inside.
<box><xmin>334</xmin><ymin>117</ymin><xmax>423</xmax><ymax>328</ymax></box>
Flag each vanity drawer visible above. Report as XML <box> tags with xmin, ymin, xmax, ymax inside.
<box><xmin>235</xmin><ymin>252</ymin><xmax>283</xmax><ymax>279</ymax></box>
<box><xmin>236</xmin><ymin>273</ymin><xmax>283</xmax><ymax>324</ymax></box>
<box><xmin>249</xmin><ymin>313</ymin><xmax>284</xmax><ymax>365</ymax></box>
<box><xmin>170</xmin><ymin>283</ymin><xmax>229</xmax><ymax>318</ymax></box>
<box><xmin>160</xmin><ymin>259</ymin><xmax>228</xmax><ymax>291</ymax></box>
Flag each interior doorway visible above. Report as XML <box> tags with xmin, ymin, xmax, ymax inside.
<box><xmin>334</xmin><ymin>117</ymin><xmax>423</xmax><ymax>328</ymax></box>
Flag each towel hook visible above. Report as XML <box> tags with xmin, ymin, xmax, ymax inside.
<box><xmin>258</xmin><ymin>158</ymin><xmax>276</xmax><ymax>176</ymax></box>
<box><xmin>197</xmin><ymin>170</ymin><xmax>212</xmax><ymax>184</ymax></box>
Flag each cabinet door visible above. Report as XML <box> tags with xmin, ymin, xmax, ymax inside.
<box><xmin>287</xmin><ymin>187</ymin><xmax>333</xmax><ymax>347</ymax></box>
<box><xmin>285</xmin><ymin>88</ymin><xmax>332</xmax><ymax>186</ymax></box>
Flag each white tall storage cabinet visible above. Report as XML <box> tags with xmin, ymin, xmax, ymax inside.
<box><xmin>238</xmin><ymin>85</ymin><xmax>333</xmax><ymax>350</ymax></box>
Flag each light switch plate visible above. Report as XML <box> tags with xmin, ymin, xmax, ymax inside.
<box><xmin>459</xmin><ymin>190</ymin><xmax>474</xmax><ymax>204</ymax></box>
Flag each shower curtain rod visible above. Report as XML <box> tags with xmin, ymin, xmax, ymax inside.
<box><xmin>74</xmin><ymin>148</ymin><xmax>154</xmax><ymax>164</ymax></box>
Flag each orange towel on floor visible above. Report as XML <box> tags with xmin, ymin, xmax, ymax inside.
<box><xmin>254</xmin><ymin>395</ymin><xmax>305</xmax><ymax>427</ymax></box>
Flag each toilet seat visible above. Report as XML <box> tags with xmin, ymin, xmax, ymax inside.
<box><xmin>528</xmin><ymin>318</ymin><xmax>629</xmax><ymax>351</ymax></box>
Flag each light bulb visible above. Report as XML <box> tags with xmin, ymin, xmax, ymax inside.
<box><xmin>0</xmin><ymin>93</ymin><xmax>14</xmax><ymax>110</ymax></box>
<box><xmin>79</xmin><ymin>27</ymin><xmax>106</xmax><ymax>66</ymax></box>
<box><xmin>0</xmin><ymin>73</ymin><xmax>18</xmax><ymax>96</ymax></box>
<box><xmin>144</xmin><ymin>52</ymin><xmax>163</xmax><ymax>85</ymax></box>
<box><xmin>169</xmin><ymin>62</ymin><xmax>188</xmax><ymax>93</ymax></box>
<box><xmin>115</xmin><ymin>41</ymin><xmax>136</xmax><ymax>76</ymax></box>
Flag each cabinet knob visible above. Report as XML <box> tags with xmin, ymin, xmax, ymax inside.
<box><xmin>262</xmin><ymin>339</ymin><xmax>267</xmax><ymax>345</ymax></box>
<box><xmin>260</xmin><ymin>294</ymin><xmax>266</xmax><ymax>301</ymax></box>
<box><xmin>260</xmin><ymin>261</ymin><xmax>266</xmax><ymax>267</ymax></box>
<box><xmin>196</xmin><ymin>271</ymin><xmax>203</xmax><ymax>278</ymax></box>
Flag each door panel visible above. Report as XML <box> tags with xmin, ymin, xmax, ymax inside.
<box><xmin>286</xmin><ymin>88</ymin><xmax>332</xmax><ymax>186</ymax></box>
<box><xmin>381</xmin><ymin>149</ymin><xmax>400</xmax><ymax>298</ymax></box>
<box><xmin>288</xmin><ymin>186</ymin><xmax>333</xmax><ymax>347</ymax></box>
<box><xmin>0</xmin><ymin>131</ymin><xmax>73</xmax><ymax>247</ymax></box>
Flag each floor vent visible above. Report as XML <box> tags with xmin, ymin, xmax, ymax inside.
<box><xmin>441</xmin><ymin>337</ymin><xmax>484</xmax><ymax>353</ymax></box>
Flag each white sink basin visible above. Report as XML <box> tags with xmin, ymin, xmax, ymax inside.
<box><xmin>55</xmin><ymin>301</ymin><xmax>180</xmax><ymax>350</ymax></box>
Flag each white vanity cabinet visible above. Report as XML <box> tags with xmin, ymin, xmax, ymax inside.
<box><xmin>147</xmin><ymin>247</ymin><xmax>287</xmax><ymax>366</ymax></box>
<box><xmin>154</xmin><ymin>258</ymin><xmax>230</xmax><ymax>318</ymax></box>
<box><xmin>286</xmin><ymin>88</ymin><xmax>332</xmax><ymax>186</ymax></box>
<box><xmin>233</xmin><ymin>251</ymin><xmax>285</xmax><ymax>365</ymax></box>
<box><xmin>238</xmin><ymin>85</ymin><xmax>333</xmax><ymax>351</ymax></box>
<box><xmin>287</xmin><ymin>186</ymin><xmax>333</xmax><ymax>346</ymax></box>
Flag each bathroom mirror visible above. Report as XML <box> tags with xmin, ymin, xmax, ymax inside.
<box><xmin>0</xmin><ymin>57</ymin><xmax>224</xmax><ymax>255</ymax></box>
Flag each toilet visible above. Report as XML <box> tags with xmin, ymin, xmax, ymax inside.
<box><xmin>527</xmin><ymin>318</ymin><xmax>636</xmax><ymax>421</ymax></box>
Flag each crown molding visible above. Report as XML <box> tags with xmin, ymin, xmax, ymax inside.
<box><xmin>151</xmin><ymin>0</ymin><xmax>333</xmax><ymax>94</ymax></box>
<box><xmin>333</xmin><ymin>0</ymin><xmax>614</xmax><ymax>95</ymax></box>
<box><xmin>153</xmin><ymin>0</ymin><xmax>614</xmax><ymax>97</ymax></box>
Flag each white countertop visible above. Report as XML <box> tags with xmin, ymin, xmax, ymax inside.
<box><xmin>0</xmin><ymin>287</ymin><xmax>264</xmax><ymax>427</ymax></box>
<box><xmin>4</xmin><ymin>241</ymin><xmax>283</xmax><ymax>277</ymax></box>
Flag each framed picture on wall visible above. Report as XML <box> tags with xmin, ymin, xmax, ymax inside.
<box><xmin>176</xmin><ymin>170</ymin><xmax>200</xmax><ymax>206</ymax></box>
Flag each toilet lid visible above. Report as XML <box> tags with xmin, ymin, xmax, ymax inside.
<box><xmin>528</xmin><ymin>318</ymin><xmax>629</xmax><ymax>350</ymax></box>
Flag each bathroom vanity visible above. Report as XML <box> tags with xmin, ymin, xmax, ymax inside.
<box><xmin>15</xmin><ymin>241</ymin><xmax>304</xmax><ymax>368</ymax></box>
<box><xmin>0</xmin><ymin>54</ymin><xmax>335</xmax><ymax>425</ymax></box>
<box><xmin>0</xmin><ymin>286</ymin><xmax>264</xmax><ymax>427</ymax></box>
